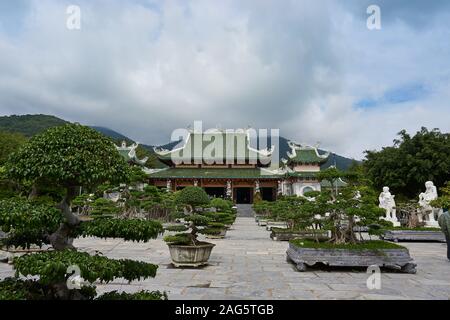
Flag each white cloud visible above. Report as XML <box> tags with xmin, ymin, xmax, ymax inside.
<box><xmin>0</xmin><ymin>0</ymin><xmax>449</xmax><ymax>159</ymax></box>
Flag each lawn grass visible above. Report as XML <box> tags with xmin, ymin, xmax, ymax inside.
<box><xmin>290</xmin><ymin>239</ymin><xmax>406</xmax><ymax>250</ymax></box>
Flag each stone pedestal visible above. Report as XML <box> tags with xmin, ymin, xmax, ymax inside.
<box><xmin>424</xmin><ymin>220</ymin><xmax>440</xmax><ymax>228</ymax></box>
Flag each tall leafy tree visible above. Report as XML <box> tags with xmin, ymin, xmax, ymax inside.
<box><xmin>0</xmin><ymin>131</ymin><xmax>27</xmax><ymax>165</ymax></box>
<box><xmin>6</xmin><ymin>124</ymin><xmax>130</xmax><ymax>250</ymax></box>
<box><xmin>1</xmin><ymin>124</ymin><xmax>164</xmax><ymax>299</ymax></box>
<box><xmin>364</xmin><ymin>127</ymin><xmax>450</xmax><ymax>197</ymax></box>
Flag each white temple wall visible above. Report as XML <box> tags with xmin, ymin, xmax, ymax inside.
<box><xmin>291</xmin><ymin>181</ymin><xmax>321</xmax><ymax>197</ymax></box>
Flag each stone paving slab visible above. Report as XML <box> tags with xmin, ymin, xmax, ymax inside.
<box><xmin>1</xmin><ymin>216</ymin><xmax>450</xmax><ymax>300</ymax></box>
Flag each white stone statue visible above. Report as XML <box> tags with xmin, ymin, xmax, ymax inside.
<box><xmin>226</xmin><ymin>180</ymin><xmax>232</xmax><ymax>199</ymax></box>
<box><xmin>255</xmin><ymin>180</ymin><xmax>260</xmax><ymax>194</ymax></box>
<box><xmin>193</xmin><ymin>180</ymin><xmax>198</xmax><ymax>187</ymax></box>
<box><xmin>379</xmin><ymin>187</ymin><xmax>399</xmax><ymax>226</ymax></box>
<box><xmin>166</xmin><ymin>180</ymin><xmax>172</xmax><ymax>192</ymax></box>
<box><xmin>418</xmin><ymin>181</ymin><xmax>439</xmax><ymax>226</ymax></box>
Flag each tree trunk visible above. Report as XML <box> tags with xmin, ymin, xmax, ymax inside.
<box><xmin>52</xmin><ymin>282</ymin><xmax>87</xmax><ymax>300</ymax></box>
<box><xmin>48</xmin><ymin>186</ymin><xmax>80</xmax><ymax>251</ymax></box>
<box><xmin>28</xmin><ymin>184</ymin><xmax>38</xmax><ymax>200</ymax></box>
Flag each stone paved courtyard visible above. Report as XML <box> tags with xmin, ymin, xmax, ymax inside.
<box><xmin>1</xmin><ymin>216</ymin><xmax>450</xmax><ymax>300</ymax></box>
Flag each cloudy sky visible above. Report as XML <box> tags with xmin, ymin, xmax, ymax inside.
<box><xmin>0</xmin><ymin>0</ymin><xmax>449</xmax><ymax>159</ymax></box>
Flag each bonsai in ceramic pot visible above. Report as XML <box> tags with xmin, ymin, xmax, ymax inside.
<box><xmin>164</xmin><ymin>186</ymin><xmax>215</xmax><ymax>267</ymax></box>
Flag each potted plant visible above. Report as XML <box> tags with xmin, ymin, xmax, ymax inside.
<box><xmin>164</xmin><ymin>186</ymin><xmax>216</xmax><ymax>267</ymax></box>
<box><xmin>286</xmin><ymin>168</ymin><xmax>416</xmax><ymax>273</ymax></box>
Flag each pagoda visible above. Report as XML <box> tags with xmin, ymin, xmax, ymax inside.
<box><xmin>146</xmin><ymin>129</ymin><xmax>341</xmax><ymax>204</ymax></box>
<box><xmin>116</xmin><ymin>141</ymin><xmax>148</xmax><ymax>166</ymax></box>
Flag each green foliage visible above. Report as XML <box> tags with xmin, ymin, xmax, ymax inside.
<box><xmin>0</xmin><ymin>114</ymin><xmax>68</xmax><ymax>138</ymax></box>
<box><xmin>96</xmin><ymin>290</ymin><xmax>167</xmax><ymax>300</ymax></box>
<box><xmin>164</xmin><ymin>188</ymin><xmax>236</xmax><ymax>245</ymax></box>
<box><xmin>0</xmin><ymin>277</ymin><xmax>96</xmax><ymax>300</ymax></box>
<box><xmin>0</xmin><ymin>198</ymin><xmax>62</xmax><ymax>248</ymax></box>
<box><xmin>164</xmin><ymin>225</ymin><xmax>188</xmax><ymax>232</ymax></box>
<box><xmin>0</xmin><ymin>277</ymin><xmax>49</xmax><ymax>300</ymax></box>
<box><xmin>184</xmin><ymin>214</ymin><xmax>211</xmax><ymax>226</ymax></box>
<box><xmin>0</xmin><ymin>131</ymin><xmax>27</xmax><ymax>165</ymax></box>
<box><xmin>124</xmin><ymin>186</ymin><xmax>176</xmax><ymax>220</ymax></box>
<box><xmin>252</xmin><ymin>200</ymin><xmax>272</xmax><ymax>216</ymax></box>
<box><xmin>72</xmin><ymin>193</ymin><xmax>94</xmax><ymax>215</ymax></box>
<box><xmin>431</xmin><ymin>182</ymin><xmax>450</xmax><ymax>210</ymax></box>
<box><xmin>0</xmin><ymin>167</ymin><xmax>17</xmax><ymax>200</ymax></box>
<box><xmin>364</xmin><ymin>128</ymin><xmax>450</xmax><ymax>197</ymax></box>
<box><xmin>175</xmin><ymin>186</ymin><xmax>210</xmax><ymax>211</ymax></box>
<box><xmin>90</xmin><ymin>198</ymin><xmax>120</xmax><ymax>216</ymax></box>
<box><xmin>128</xmin><ymin>166</ymin><xmax>148</xmax><ymax>185</ymax></box>
<box><xmin>6</xmin><ymin>124</ymin><xmax>130</xmax><ymax>188</ymax></box>
<box><xmin>270</xmin><ymin>196</ymin><xmax>313</xmax><ymax>230</ymax></box>
<box><xmin>164</xmin><ymin>187</ymin><xmax>212</xmax><ymax>244</ymax></box>
<box><xmin>210</xmin><ymin>198</ymin><xmax>232</xmax><ymax>211</ymax></box>
<box><xmin>14</xmin><ymin>250</ymin><xmax>158</xmax><ymax>285</ymax></box>
<box><xmin>316</xmin><ymin>167</ymin><xmax>347</xmax><ymax>197</ymax></box>
<box><xmin>79</xmin><ymin>218</ymin><xmax>163</xmax><ymax>242</ymax></box>
<box><xmin>163</xmin><ymin>233</ymin><xmax>192</xmax><ymax>245</ymax></box>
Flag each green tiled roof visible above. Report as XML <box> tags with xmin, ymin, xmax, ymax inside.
<box><xmin>288</xmin><ymin>149</ymin><xmax>329</xmax><ymax>164</ymax></box>
<box><xmin>155</xmin><ymin>132</ymin><xmax>272</xmax><ymax>164</ymax></box>
<box><xmin>148</xmin><ymin>168</ymin><xmax>282</xmax><ymax>179</ymax></box>
<box><xmin>285</xmin><ymin>171</ymin><xmax>319</xmax><ymax>179</ymax></box>
<box><xmin>117</xmin><ymin>148</ymin><xmax>147</xmax><ymax>166</ymax></box>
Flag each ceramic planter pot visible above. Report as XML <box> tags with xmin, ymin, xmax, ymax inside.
<box><xmin>168</xmin><ymin>242</ymin><xmax>216</xmax><ymax>267</ymax></box>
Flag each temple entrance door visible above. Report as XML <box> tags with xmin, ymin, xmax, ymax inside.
<box><xmin>261</xmin><ymin>187</ymin><xmax>275</xmax><ymax>201</ymax></box>
<box><xmin>235</xmin><ymin>187</ymin><xmax>253</xmax><ymax>204</ymax></box>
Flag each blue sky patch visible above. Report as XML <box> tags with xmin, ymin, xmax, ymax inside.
<box><xmin>355</xmin><ymin>83</ymin><xmax>429</xmax><ymax>109</ymax></box>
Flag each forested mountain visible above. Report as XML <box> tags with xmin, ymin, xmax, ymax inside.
<box><xmin>0</xmin><ymin>114</ymin><xmax>68</xmax><ymax>137</ymax></box>
<box><xmin>0</xmin><ymin>114</ymin><xmax>357</xmax><ymax>170</ymax></box>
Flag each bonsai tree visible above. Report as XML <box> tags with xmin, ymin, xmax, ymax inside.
<box><xmin>124</xmin><ymin>186</ymin><xmax>176</xmax><ymax>221</ymax></box>
<box><xmin>269</xmin><ymin>194</ymin><xmax>325</xmax><ymax>242</ymax></box>
<box><xmin>90</xmin><ymin>198</ymin><xmax>121</xmax><ymax>217</ymax></box>
<box><xmin>396</xmin><ymin>200</ymin><xmax>422</xmax><ymax>228</ymax></box>
<box><xmin>210</xmin><ymin>198</ymin><xmax>231</xmax><ymax>212</ymax></box>
<box><xmin>0</xmin><ymin>124</ymin><xmax>164</xmax><ymax>300</ymax></box>
<box><xmin>252</xmin><ymin>200</ymin><xmax>272</xmax><ymax>217</ymax></box>
<box><xmin>311</xmin><ymin>186</ymin><xmax>385</xmax><ymax>244</ymax></box>
<box><xmin>164</xmin><ymin>186</ymin><xmax>211</xmax><ymax>245</ymax></box>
